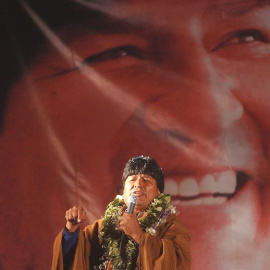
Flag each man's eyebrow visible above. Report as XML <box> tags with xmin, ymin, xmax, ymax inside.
<box><xmin>86</xmin><ymin>13</ymin><xmax>159</xmax><ymax>37</ymax></box>
<box><xmin>66</xmin><ymin>1</ymin><xmax>163</xmax><ymax>37</ymax></box>
<box><xmin>208</xmin><ymin>0</ymin><xmax>270</xmax><ymax>17</ymax></box>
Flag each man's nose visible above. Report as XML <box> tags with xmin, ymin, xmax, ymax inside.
<box><xmin>141</xmin><ymin>27</ymin><xmax>245</xmax><ymax>169</ymax></box>
<box><xmin>144</xmin><ymin>27</ymin><xmax>243</xmax><ymax>139</ymax></box>
<box><xmin>171</xmin><ymin>22</ymin><xmax>243</xmax><ymax>129</ymax></box>
<box><xmin>134</xmin><ymin>177</ymin><xmax>143</xmax><ymax>187</ymax></box>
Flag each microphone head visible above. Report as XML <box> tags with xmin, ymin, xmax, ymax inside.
<box><xmin>128</xmin><ymin>195</ymin><xmax>138</xmax><ymax>204</ymax></box>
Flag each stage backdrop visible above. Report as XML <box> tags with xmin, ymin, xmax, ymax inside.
<box><xmin>1</xmin><ymin>0</ymin><xmax>270</xmax><ymax>269</ymax></box>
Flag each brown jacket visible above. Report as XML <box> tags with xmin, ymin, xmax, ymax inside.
<box><xmin>51</xmin><ymin>214</ymin><xmax>191</xmax><ymax>270</ymax></box>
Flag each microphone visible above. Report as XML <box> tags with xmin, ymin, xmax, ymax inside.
<box><xmin>126</xmin><ymin>195</ymin><xmax>137</xmax><ymax>214</ymax></box>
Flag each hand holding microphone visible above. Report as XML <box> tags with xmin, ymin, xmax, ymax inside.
<box><xmin>120</xmin><ymin>195</ymin><xmax>143</xmax><ymax>244</ymax></box>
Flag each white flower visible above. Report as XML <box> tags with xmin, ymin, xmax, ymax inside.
<box><xmin>146</xmin><ymin>227</ymin><xmax>156</xmax><ymax>235</ymax></box>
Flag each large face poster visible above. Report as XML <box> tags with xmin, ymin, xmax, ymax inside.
<box><xmin>1</xmin><ymin>0</ymin><xmax>270</xmax><ymax>269</ymax></box>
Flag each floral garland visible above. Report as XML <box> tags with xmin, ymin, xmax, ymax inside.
<box><xmin>95</xmin><ymin>193</ymin><xmax>178</xmax><ymax>270</ymax></box>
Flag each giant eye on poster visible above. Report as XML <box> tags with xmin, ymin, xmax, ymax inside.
<box><xmin>1</xmin><ymin>0</ymin><xmax>270</xmax><ymax>269</ymax></box>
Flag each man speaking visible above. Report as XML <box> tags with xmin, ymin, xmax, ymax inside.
<box><xmin>51</xmin><ymin>156</ymin><xmax>191</xmax><ymax>270</ymax></box>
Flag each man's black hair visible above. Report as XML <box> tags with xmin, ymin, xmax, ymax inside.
<box><xmin>121</xmin><ymin>155</ymin><xmax>164</xmax><ymax>193</ymax></box>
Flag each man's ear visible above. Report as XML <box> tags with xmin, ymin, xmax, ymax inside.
<box><xmin>116</xmin><ymin>184</ymin><xmax>123</xmax><ymax>195</ymax></box>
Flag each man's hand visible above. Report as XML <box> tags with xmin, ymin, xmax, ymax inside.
<box><xmin>65</xmin><ymin>206</ymin><xmax>86</xmax><ymax>232</ymax></box>
<box><xmin>119</xmin><ymin>212</ymin><xmax>143</xmax><ymax>244</ymax></box>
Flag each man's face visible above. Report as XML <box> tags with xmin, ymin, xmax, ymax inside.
<box><xmin>122</xmin><ymin>174</ymin><xmax>160</xmax><ymax>212</ymax></box>
<box><xmin>2</xmin><ymin>0</ymin><xmax>270</xmax><ymax>269</ymax></box>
